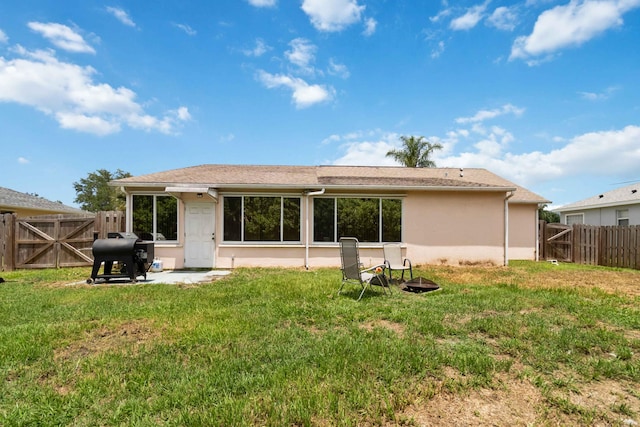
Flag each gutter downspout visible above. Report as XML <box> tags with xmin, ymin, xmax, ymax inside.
<box><xmin>504</xmin><ymin>191</ymin><xmax>515</xmax><ymax>266</ymax></box>
<box><xmin>535</xmin><ymin>204</ymin><xmax>542</xmax><ymax>262</ymax></box>
<box><xmin>305</xmin><ymin>188</ymin><xmax>325</xmax><ymax>269</ymax></box>
<box><xmin>121</xmin><ymin>187</ymin><xmax>132</xmax><ymax>233</ymax></box>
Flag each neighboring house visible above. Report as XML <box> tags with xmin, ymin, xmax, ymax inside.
<box><xmin>0</xmin><ymin>186</ymin><xmax>86</xmax><ymax>217</ymax></box>
<box><xmin>554</xmin><ymin>183</ymin><xmax>640</xmax><ymax>226</ymax></box>
<box><xmin>111</xmin><ymin>164</ymin><xmax>549</xmax><ymax>270</ymax></box>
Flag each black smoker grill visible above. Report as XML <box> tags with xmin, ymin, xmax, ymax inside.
<box><xmin>87</xmin><ymin>232</ymin><xmax>155</xmax><ymax>284</ymax></box>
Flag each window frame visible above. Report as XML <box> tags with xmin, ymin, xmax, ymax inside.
<box><xmin>565</xmin><ymin>213</ymin><xmax>584</xmax><ymax>226</ymax></box>
<box><xmin>616</xmin><ymin>209</ymin><xmax>629</xmax><ymax>226</ymax></box>
<box><xmin>222</xmin><ymin>194</ymin><xmax>302</xmax><ymax>244</ymax></box>
<box><xmin>312</xmin><ymin>196</ymin><xmax>403</xmax><ymax>244</ymax></box>
<box><xmin>130</xmin><ymin>193</ymin><xmax>179</xmax><ymax>243</ymax></box>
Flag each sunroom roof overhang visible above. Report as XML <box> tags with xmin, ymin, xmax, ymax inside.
<box><xmin>165</xmin><ymin>186</ymin><xmax>218</xmax><ymax>201</ymax></box>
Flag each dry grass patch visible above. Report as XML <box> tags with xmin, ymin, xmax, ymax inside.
<box><xmin>393</xmin><ymin>370</ymin><xmax>640</xmax><ymax>426</ymax></box>
<box><xmin>566</xmin><ymin>379</ymin><xmax>640</xmax><ymax>423</ymax></box>
<box><xmin>360</xmin><ymin>319</ymin><xmax>406</xmax><ymax>336</ymax></box>
<box><xmin>431</xmin><ymin>263</ymin><xmax>640</xmax><ymax>297</ymax></box>
<box><xmin>55</xmin><ymin>319</ymin><xmax>164</xmax><ymax>363</ymax></box>
<box><xmin>394</xmin><ymin>371</ymin><xmax>546</xmax><ymax>426</ymax></box>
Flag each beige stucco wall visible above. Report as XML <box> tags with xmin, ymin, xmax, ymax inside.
<box><xmin>144</xmin><ymin>189</ymin><xmax>538</xmax><ymax>269</ymax></box>
<box><xmin>153</xmin><ymin>245</ymin><xmax>183</xmax><ymax>270</ymax></box>
<box><xmin>402</xmin><ymin>190</ymin><xmax>507</xmax><ymax>266</ymax></box>
<box><xmin>508</xmin><ymin>203</ymin><xmax>539</xmax><ymax>261</ymax></box>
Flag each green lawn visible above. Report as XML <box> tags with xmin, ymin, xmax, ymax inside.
<box><xmin>1</xmin><ymin>262</ymin><xmax>639</xmax><ymax>426</ymax></box>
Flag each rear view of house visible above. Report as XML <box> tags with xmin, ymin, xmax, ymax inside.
<box><xmin>111</xmin><ymin>164</ymin><xmax>549</xmax><ymax>270</ymax></box>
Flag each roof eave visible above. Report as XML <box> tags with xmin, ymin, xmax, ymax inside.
<box><xmin>0</xmin><ymin>204</ymin><xmax>87</xmax><ymax>214</ymax></box>
<box><xmin>114</xmin><ymin>181</ymin><xmax>517</xmax><ymax>193</ymax></box>
<box><xmin>555</xmin><ymin>199</ymin><xmax>640</xmax><ymax>212</ymax></box>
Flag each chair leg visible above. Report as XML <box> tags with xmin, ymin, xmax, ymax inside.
<box><xmin>382</xmin><ymin>275</ymin><xmax>391</xmax><ymax>294</ymax></box>
<box><xmin>338</xmin><ymin>280</ymin><xmax>346</xmax><ymax>296</ymax></box>
<box><xmin>357</xmin><ymin>283</ymin><xmax>368</xmax><ymax>301</ymax></box>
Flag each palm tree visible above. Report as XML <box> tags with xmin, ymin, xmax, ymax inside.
<box><xmin>386</xmin><ymin>135</ymin><xmax>443</xmax><ymax>168</ymax></box>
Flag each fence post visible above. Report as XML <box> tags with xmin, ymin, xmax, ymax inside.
<box><xmin>94</xmin><ymin>211</ymin><xmax>125</xmax><ymax>239</ymax></box>
<box><xmin>538</xmin><ymin>220</ymin><xmax>546</xmax><ymax>260</ymax></box>
<box><xmin>1</xmin><ymin>214</ymin><xmax>16</xmax><ymax>271</ymax></box>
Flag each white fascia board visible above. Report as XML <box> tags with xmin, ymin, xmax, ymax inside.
<box><xmin>556</xmin><ymin>200</ymin><xmax>640</xmax><ymax>213</ymax></box>
<box><xmin>165</xmin><ymin>187</ymin><xmax>218</xmax><ymax>201</ymax></box>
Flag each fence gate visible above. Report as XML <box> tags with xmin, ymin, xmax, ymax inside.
<box><xmin>543</xmin><ymin>223</ymin><xmax>573</xmax><ymax>262</ymax></box>
<box><xmin>15</xmin><ymin>215</ymin><xmax>95</xmax><ymax>269</ymax></box>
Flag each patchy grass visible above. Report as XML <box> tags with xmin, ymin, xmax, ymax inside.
<box><xmin>0</xmin><ymin>261</ymin><xmax>639</xmax><ymax>426</ymax></box>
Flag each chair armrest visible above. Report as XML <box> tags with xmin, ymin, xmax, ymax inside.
<box><xmin>403</xmin><ymin>258</ymin><xmax>412</xmax><ymax>268</ymax></box>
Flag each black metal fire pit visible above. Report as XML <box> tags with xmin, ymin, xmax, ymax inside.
<box><xmin>87</xmin><ymin>232</ymin><xmax>154</xmax><ymax>284</ymax></box>
<box><xmin>402</xmin><ymin>277</ymin><xmax>440</xmax><ymax>293</ymax></box>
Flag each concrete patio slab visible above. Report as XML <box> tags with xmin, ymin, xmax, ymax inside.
<box><xmin>85</xmin><ymin>270</ymin><xmax>232</xmax><ymax>285</ymax></box>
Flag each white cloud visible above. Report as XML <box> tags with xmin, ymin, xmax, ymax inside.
<box><xmin>174</xmin><ymin>23</ymin><xmax>196</xmax><ymax>36</ymax></box>
<box><xmin>247</xmin><ymin>0</ymin><xmax>277</xmax><ymax>7</ymax></box>
<box><xmin>430</xmin><ymin>8</ymin><xmax>452</xmax><ymax>23</ymax></box>
<box><xmin>438</xmin><ymin>125</ymin><xmax>640</xmax><ymax>187</ymax></box>
<box><xmin>333</xmin><ymin>140</ymin><xmax>399</xmax><ymax>166</ymax></box>
<box><xmin>328</xmin><ymin>58</ymin><xmax>350</xmax><ymax>79</ymax></box>
<box><xmin>455</xmin><ymin>104</ymin><xmax>525</xmax><ymax>124</ymax></box>
<box><xmin>301</xmin><ymin>0</ymin><xmax>365</xmax><ymax>32</ymax></box>
<box><xmin>450</xmin><ymin>1</ymin><xmax>490</xmax><ymax>31</ymax></box>
<box><xmin>56</xmin><ymin>112</ymin><xmax>121</xmax><ymax>135</ymax></box>
<box><xmin>471</xmin><ymin>126</ymin><xmax>515</xmax><ymax>157</ymax></box>
<box><xmin>329</xmin><ymin>125</ymin><xmax>640</xmax><ymax>192</ymax></box>
<box><xmin>431</xmin><ymin>41</ymin><xmax>445</xmax><ymax>58</ymax></box>
<box><xmin>0</xmin><ymin>47</ymin><xmax>188</xmax><ymax>135</ymax></box>
<box><xmin>321</xmin><ymin>134</ymin><xmax>342</xmax><ymax>145</ymax></box>
<box><xmin>28</xmin><ymin>22</ymin><xmax>95</xmax><ymax>54</ymax></box>
<box><xmin>256</xmin><ymin>70</ymin><xmax>334</xmax><ymax>108</ymax></box>
<box><xmin>363</xmin><ymin>17</ymin><xmax>377</xmax><ymax>36</ymax></box>
<box><xmin>18</xmin><ymin>157</ymin><xmax>29</xmax><ymax>164</ymax></box>
<box><xmin>487</xmin><ymin>6</ymin><xmax>518</xmax><ymax>31</ymax></box>
<box><xmin>579</xmin><ymin>85</ymin><xmax>619</xmax><ymax>100</ymax></box>
<box><xmin>172</xmin><ymin>106</ymin><xmax>192</xmax><ymax>121</ymax></box>
<box><xmin>0</xmin><ymin>29</ymin><xmax>8</xmax><ymax>44</ymax></box>
<box><xmin>330</xmin><ymin>131</ymin><xmax>411</xmax><ymax>166</ymax></box>
<box><xmin>219</xmin><ymin>133</ymin><xmax>235</xmax><ymax>143</ymax></box>
<box><xmin>243</xmin><ymin>38</ymin><xmax>271</xmax><ymax>57</ymax></box>
<box><xmin>510</xmin><ymin>0</ymin><xmax>640</xmax><ymax>61</ymax></box>
<box><xmin>285</xmin><ymin>38</ymin><xmax>317</xmax><ymax>72</ymax></box>
<box><xmin>106</xmin><ymin>7</ymin><xmax>137</xmax><ymax>27</ymax></box>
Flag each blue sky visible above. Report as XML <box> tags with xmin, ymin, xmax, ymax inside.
<box><xmin>1</xmin><ymin>0</ymin><xmax>639</xmax><ymax>209</ymax></box>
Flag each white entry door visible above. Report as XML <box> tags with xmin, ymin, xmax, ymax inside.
<box><xmin>184</xmin><ymin>202</ymin><xmax>215</xmax><ymax>268</ymax></box>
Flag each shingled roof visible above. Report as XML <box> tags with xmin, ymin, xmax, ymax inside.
<box><xmin>555</xmin><ymin>182</ymin><xmax>640</xmax><ymax>212</ymax></box>
<box><xmin>113</xmin><ymin>164</ymin><xmax>549</xmax><ymax>204</ymax></box>
<box><xmin>0</xmin><ymin>187</ymin><xmax>86</xmax><ymax>215</ymax></box>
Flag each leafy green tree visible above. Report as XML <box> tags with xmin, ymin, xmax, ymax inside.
<box><xmin>538</xmin><ymin>204</ymin><xmax>560</xmax><ymax>223</ymax></box>
<box><xmin>386</xmin><ymin>135</ymin><xmax>443</xmax><ymax>168</ymax></box>
<box><xmin>73</xmin><ymin>169</ymin><xmax>131</xmax><ymax>212</ymax></box>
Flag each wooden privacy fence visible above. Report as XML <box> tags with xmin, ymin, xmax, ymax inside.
<box><xmin>590</xmin><ymin>225</ymin><xmax>640</xmax><ymax>269</ymax></box>
<box><xmin>0</xmin><ymin>211</ymin><xmax>125</xmax><ymax>271</ymax></box>
<box><xmin>541</xmin><ymin>222</ymin><xmax>640</xmax><ymax>270</ymax></box>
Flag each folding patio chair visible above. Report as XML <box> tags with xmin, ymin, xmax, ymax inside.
<box><xmin>383</xmin><ymin>243</ymin><xmax>413</xmax><ymax>283</ymax></box>
<box><xmin>338</xmin><ymin>237</ymin><xmax>390</xmax><ymax>301</ymax></box>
